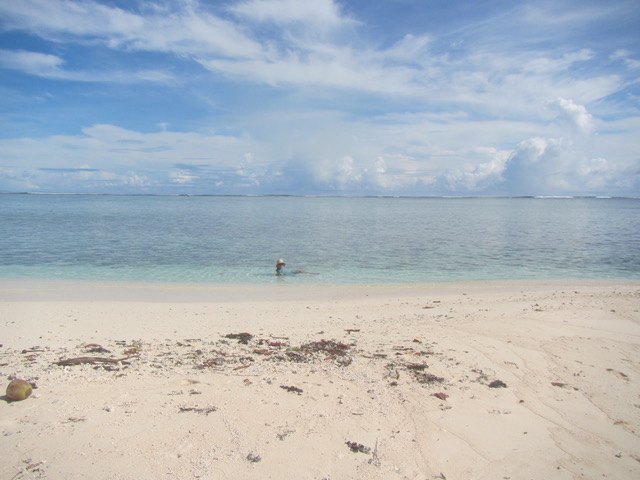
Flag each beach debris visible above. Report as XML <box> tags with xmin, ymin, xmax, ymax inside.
<box><xmin>5</xmin><ymin>379</ymin><xmax>33</xmax><ymax>401</ymax></box>
<box><xmin>233</xmin><ymin>364</ymin><xmax>252</xmax><ymax>371</ymax></box>
<box><xmin>116</xmin><ymin>340</ymin><xmax>143</xmax><ymax>355</ymax></box>
<box><xmin>66</xmin><ymin>416</ymin><xmax>86</xmax><ymax>423</ymax></box>
<box><xmin>280</xmin><ymin>385</ymin><xmax>303</xmax><ymax>394</ymax></box>
<box><xmin>246</xmin><ymin>453</ymin><xmax>261</xmax><ymax>463</ymax></box>
<box><xmin>179</xmin><ymin>405</ymin><xmax>218</xmax><ymax>415</ymax></box>
<box><xmin>21</xmin><ymin>347</ymin><xmax>45</xmax><ymax>354</ymax></box>
<box><xmin>413</xmin><ymin>372</ymin><xmax>445</xmax><ymax>385</ymax></box>
<box><xmin>335</xmin><ymin>355</ymin><xmax>353</xmax><ymax>367</ymax></box>
<box><xmin>431</xmin><ymin>392</ymin><xmax>449</xmax><ymax>400</ymax></box>
<box><xmin>393</xmin><ymin>346</ymin><xmax>414</xmax><ymax>352</ymax></box>
<box><xmin>276</xmin><ymin>428</ymin><xmax>296</xmax><ymax>440</ymax></box>
<box><xmin>400</xmin><ymin>362</ymin><xmax>445</xmax><ymax>385</ymax></box>
<box><xmin>345</xmin><ymin>329</ymin><xmax>360</xmax><ymax>334</ymax></box>
<box><xmin>299</xmin><ymin>339</ymin><xmax>353</xmax><ymax>366</ymax></box>
<box><xmin>550</xmin><ymin>381</ymin><xmax>579</xmax><ymax>390</ymax></box>
<box><xmin>391</xmin><ymin>345</ymin><xmax>434</xmax><ymax>356</ymax></box>
<box><xmin>196</xmin><ymin>357</ymin><xmax>226</xmax><ymax>369</ymax></box>
<box><xmin>368</xmin><ymin>439</ymin><xmax>381</xmax><ymax>466</ymax></box>
<box><xmin>345</xmin><ymin>441</ymin><xmax>371</xmax><ymax>454</ymax></box>
<box><xmin>405</xmin><ymin>362</ymin><xmax>429</xmax><ymax>371</ymax></box>
<box><xmin>54</xmin><ymin>356</ymin><xmax>133</xmax><ymax>367</ymax></box>
<box><xmin>300</xmin><ymin>339</ymin><xmax>351</xmax><ymax>356</ymax></box>
<box><xmin>83</xmin><ymin>343</ymin><xmax>111</xmax><ymax>354</ymax></box>
<box><xmin>488</xmin><ymin>380</ymin><xmax>508</xmax><ymax>388</ymax></box>
<box><xmin>266</xmin><ymin>339</ymin><xmax>354</xmax><ymax>365</ymax></box>
<box><xmin>15</xmin><ymin>459</ymin><xmax>46</xmax><ymax>478</ymax></box>
<box><xmin>283</xmin><ymin>351</ymin><xmax>309</xmax><ymax>363</ymax></box>
<box><xmin>225</xmin><ymin>332</ymin><xmax>254</xmax><ymax>344</ymax></box>
<box><xmin>606</xmin><ymin>368</ymin><xmax>629</xmax><ymax>380</ymax></box>
<box><xmin>253</xmin><ymin>349</ymin><xmax>273</xmax><ymax>355</ymax></box>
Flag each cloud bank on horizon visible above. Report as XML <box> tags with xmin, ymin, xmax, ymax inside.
<box><xmin>0</xmin><ymin>0</ymin><xmax>638</xmax><ymax>196</ymax></box>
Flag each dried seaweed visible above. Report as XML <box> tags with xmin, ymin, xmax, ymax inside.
<box><xmin>267</xmin><ymin>351</ymin><xmax>310</xmax><ymax>363</ymax></box>
<box><xmin>225</xmin><ymin>333</ymin><xmax>254</xmax><ymax>344</ymax></box>
<box><xmin>346</xmin><ymin>441</ymin><xmax>371</xmax><ymax>454</ymax></box>
<box><xmin>300</xmin><ymin>339</ymin><xmax>350</xmax><ymax>356</ymax></box>
<box><xmin>395</xmin><ymin>361</ymin><xmax>445</xmax><ymax>385</ymax></box>
<box><xmin>413</xmin><ymin>372</ymin><xmax>445</xmax><ymax>384</ymax></box>
<box><xmin>405</xmin><ymin>363</ymin><xmax>428</xmax><ymax>371</ymax></box>
<box><xmin>488</xmin><ymin>380</ymin><xmax>507</xmax><ymax>388</ymax></box>
<box><xmin>83</xmin><ymin>344</ymin><xmax>111</xmax><ymax>354</ymax></box>
<box><xmin>246</xmin><ymin>453</ymin><xmax>261</xmax><ymax>463</ymax></box>
<box><xmin>280</xmin><ymin>385</ymin><xmax>303</xmax><ymax>394</ymax></box>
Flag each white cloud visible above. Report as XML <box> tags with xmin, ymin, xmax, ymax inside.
<box><xmin>0</xmin><ymin>0</ymin><xmax>629</xmax><ymax>105</ymax></box>
<box><xmin>229</xmin><ymin>0</ymin><xmax>353</xmax><ymax>30</ymax></box>
<box><xmin>170</xmin><ymin>170</ymin><xmax>199</xmax><ymax>184</ymax></box>
<box><xmin>0</xmin><ymin>1</ymin><xmax>638</xmax><ymax>196</ymax></box>
<box><xmin>0</xmin><ymin>0</ymin><xmax>263</xmax><ymax>59</ymax></box>
<box><xmin>501</xmin><ymin>137</ymin><xmax>569</xmax><ymax>194</ymax></box>
<box><xmin>0</xmin><ymin>124</ymin><xmax>252</xmax><ymax>191</ymax></box>
<box><xmin>550</xmin><ymin>97</ymin><xmax>595</xmax><ymax>134</ymax></box>
<box><xmin>610</xmin><ymin>49</ymin><xmax>640</xmax><ymax>70</ymax></box>
<box><xmin>0</xmin><ymin>49</ymin><xmax>64</xmax><ymax>76</ymax></box>
<box><xmin>0</xmin><ymin>48</ymin><xmax>175</xmax><ymax>83</ymax></box>
<box><xmin>441</xmin><ymin>147</ymin><xmax>511</xmax><ymax>192</ymax></box>
<box><xmin>0</xmin><ymin>0</ymin><xmax>143</xmax><ymax>38</ymax></box>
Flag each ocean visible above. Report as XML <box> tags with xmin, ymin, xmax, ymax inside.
<box><xmin>1</xmin><ymin>194</ymin><xmax>638</xmax><ymax>285</ymax></box>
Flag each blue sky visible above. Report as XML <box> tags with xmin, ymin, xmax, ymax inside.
<box><xmin>0</xmin><ymin>0</ymin><xmax>638</xmax><ymax>195</ymax></box>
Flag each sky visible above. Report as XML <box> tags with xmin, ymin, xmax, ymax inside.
<box><xmin>0</xmin><ymin>0</ymin><xmax>639</xmax><ymax>196</ymax></box>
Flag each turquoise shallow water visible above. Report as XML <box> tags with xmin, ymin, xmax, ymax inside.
<box><xmin>1</xmin><ymin>194</ymin><xmax>639</xmax><ymax>284</ymax></box>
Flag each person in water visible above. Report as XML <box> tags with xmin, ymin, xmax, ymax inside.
<box><xmin>275</xmin><ymin>259</ymin><xmax>308</xmax><ymax>276</ymax></box>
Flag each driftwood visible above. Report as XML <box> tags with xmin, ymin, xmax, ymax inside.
<box><xmin>179</xmin><ymin>405</ymin><xmax>218</xmax><ymax>415</ymax></box>
<box><xmin>54</xmin><ymin>356</ymin><xmax>133</xmax><ymax>366</ymax></box>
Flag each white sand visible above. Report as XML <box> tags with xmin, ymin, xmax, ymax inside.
<box><xmin>1</xmin><ymin>279</ymin><xmax>639</xmax><ymax>479</ymax></box>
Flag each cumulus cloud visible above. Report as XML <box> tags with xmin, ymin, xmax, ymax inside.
<box><xmin>501</xmin><ymin>137</ymin><xmax>570</xmax><ymax>195</ymax></box>
<box><xmin>440</xmin><ymin>148</ymin><xmax>511</xmax><ymax>192</ymax></box>
<box><xmin>550</xmin><ymin>97</ymin><xmax>595</xmax><ymax>134</ymax></box>
<box><xmin>496</xmin><ymin>136</ymin><xmax>638</xmax><ymax>196</ymax></box>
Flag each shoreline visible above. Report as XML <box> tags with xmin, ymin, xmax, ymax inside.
<box><xmin>1</xmin><ymin>279</ymin><xmax>639</xmax><ymax>479</ymax></box>
<box><xmin>2</xmin><ymin>277</ymin><xmax>639</xmax><ymax>302</ymax></box>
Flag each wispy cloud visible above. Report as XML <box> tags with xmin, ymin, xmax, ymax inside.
<box><xmin>0</xmin><ymin>49</ymin><xmax>175</xmax><ymax>83</ymax></box>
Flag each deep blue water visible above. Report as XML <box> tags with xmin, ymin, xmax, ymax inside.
<box><xmin>1</xmin><ymin>194</ymin><xmax>639</xmax><ymax>284</ymax></box>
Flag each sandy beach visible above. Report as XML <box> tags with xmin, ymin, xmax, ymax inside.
<box><xmin>1</xmin><ymin>279</ymin><xmax>639</xmax><ymax>480</ymax></box>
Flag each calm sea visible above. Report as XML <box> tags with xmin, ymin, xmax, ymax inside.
<box><xmin>1</xmin><ymin>194</ymin><xmax>638</xmax><ymax>285</ymax></box>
